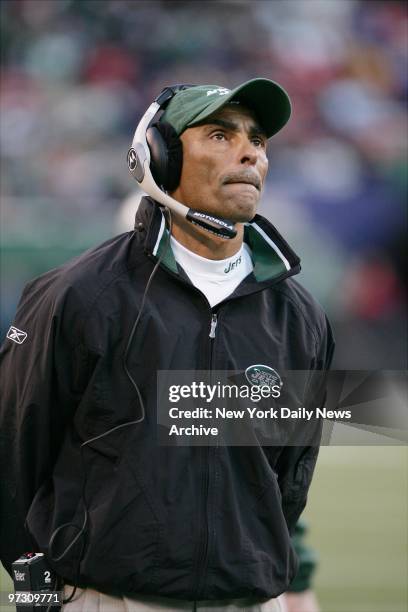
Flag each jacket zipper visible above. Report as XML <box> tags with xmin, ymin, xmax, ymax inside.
<box><xmin>194</xmin><ymin>312</ymin><xmax>218</xmax><ymax>600</ymax></box>
<box><xmin>209</xmin><ymin>313</ymin><xmax>218</xmax><ymax>339</ymax></box>
<box><xmin>137</xmin><ymin>256</ymin><xmax>218</xmax><ymax>600</ymax></box>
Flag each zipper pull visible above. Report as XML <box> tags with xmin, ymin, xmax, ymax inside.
<box><xmin>209</xmin><ymin>313</ymin><xmax>218</xmax><ymax>339</ymax></box>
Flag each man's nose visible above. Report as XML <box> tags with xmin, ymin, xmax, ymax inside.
<box><xmin>238</xmin><ymin>138</ymin><xmax>258</xmax><ymax>165</ymax></box>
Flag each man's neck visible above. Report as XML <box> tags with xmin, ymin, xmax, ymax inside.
<box><xmin>171</xmin><ymin>216</ymin><xmax>244</xmax><ymax>260</ymax></box>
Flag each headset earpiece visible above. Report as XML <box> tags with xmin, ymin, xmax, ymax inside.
<box><xmin>128</xmin><ymin>85</ymin><xmax>236</xmax><ymax>238</ymax></box>
<box><xmin>146</xmin><ymin>121</ymin><xmax>183</xmax><ymax>192</ymax></box>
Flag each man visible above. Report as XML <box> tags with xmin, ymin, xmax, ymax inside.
<box><xmin>0</xmin><ymin>79</ymin><xmax>334</xmax><ymax>611</ymax></box>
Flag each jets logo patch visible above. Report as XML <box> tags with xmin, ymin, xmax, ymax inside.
<box><xmin>245</xmin><ymin>364</ymin><xmax>282</xmax><ymax>389</ymax></box>
<box><xmin>7</xmin><ymin>326</ymin><xmax>27</xmax><ymax>344</ymax></box>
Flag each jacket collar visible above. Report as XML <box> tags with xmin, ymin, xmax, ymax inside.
<box><xmin>135</xmin><ymin>196</ymin><xmax>301</xmax><ymax>285</ymax></box>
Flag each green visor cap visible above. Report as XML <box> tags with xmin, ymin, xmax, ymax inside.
<box><xmin>161</xmin><ymin>78</ymin><xmax>292</xmax><ymax>139</ymax></box>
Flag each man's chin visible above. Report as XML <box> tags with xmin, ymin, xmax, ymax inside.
<box><xmin>223</xmin><ymin>199</ymin><xmax>259</xmax><ymax>224</ymax></box>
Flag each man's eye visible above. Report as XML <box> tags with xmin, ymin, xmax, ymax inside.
<box><xmin>252</xmin><ymin>137</ymin><xmax>265</xmax><ymax>148</ymax></box>
<box><xmin>211</xmin><ymin>132</ymin><xmax>226</xmax><ymax>141</ymax></box>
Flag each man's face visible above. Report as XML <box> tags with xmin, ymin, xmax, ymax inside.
<box><xmin>170</xmin><ymin>105</ymin><xmax>269</xmax><ymax>223</ymax></box>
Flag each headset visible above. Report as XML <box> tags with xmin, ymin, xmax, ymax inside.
<box><xmin>127</xmin><ymin>84</ymin><xmax>237</xmax><ymax>239</ymax></box>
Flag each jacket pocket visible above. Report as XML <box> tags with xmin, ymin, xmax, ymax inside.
<box><xmin>78</xmin><ymin>442</ymin><xmax>162</xmax><ymax>592</ymax></box>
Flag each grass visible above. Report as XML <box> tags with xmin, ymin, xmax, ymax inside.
<box><xmin>305</xmin><ymin>446</ymin><xmax>408</xmax><ymax>612</ymax></box>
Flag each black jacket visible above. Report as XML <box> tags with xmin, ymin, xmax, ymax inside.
<box><xmin>0</xmin><ymin>197</ymin><xmax>334</xmax><ymax>600</ymax></box>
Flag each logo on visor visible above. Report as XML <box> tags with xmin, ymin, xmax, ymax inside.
<box><xmin>206</xmin><ymin>88</ymin><xmax>230</xmax><ymax>97</ymax></box>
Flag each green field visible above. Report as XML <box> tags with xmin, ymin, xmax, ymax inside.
<box><xmin>1</xmin><ymin>446</ymin><xmax>407</xmax><ymax>612</ymax></box>
<box><xmin>304</xmin><ymin>446</ymin><xmax>407</xmax><ymax>612</ymax></box>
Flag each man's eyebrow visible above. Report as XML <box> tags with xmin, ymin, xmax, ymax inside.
<box><xmin>205</xmin><ymin>118</ymin><xmax>239</xmax><ymax>131</ymax></box>
<box><xmin>248</xmin><ymin>125</ymin><xmax>267</xmax><ymax>140</ymax></box>
<box><xmin>203</xmin><ymin>118</ymin><xmax>267</xmax><ymax>140</ymax></box>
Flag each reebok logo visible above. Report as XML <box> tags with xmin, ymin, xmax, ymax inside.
<box><xmin>206</xmin><ymin>88</ymin><xmax>230</xmax><ymax>97</ymax></box>
<box><xmin>7</xmin><ymin>326</ymin><xmax>27</xmax><ymax>344</ymax></box>
<box><xmin>13</xmin><ymin>570</ymin><xmax>26</xmax><ymax>582</ymax></box>
<box><xmin>224</xmin><ymin>255</ymin><xmax>242</xmax><ymax>274</ymax></box>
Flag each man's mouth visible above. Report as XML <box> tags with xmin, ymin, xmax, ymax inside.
<box><xmin>222</xmin><ymin>175</ymin><xmax>261</xmax><ymax>191</ymax></box>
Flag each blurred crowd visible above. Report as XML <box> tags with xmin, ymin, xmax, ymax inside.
<box><xmin>1</xmin><ymin>0</ymin><xmax>407</xmax><ymax>368</ymax></box>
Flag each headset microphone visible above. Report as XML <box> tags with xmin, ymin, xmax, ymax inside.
<box><xmin>127</xmin><ymin>85</ymin><xmax>237</xmax><ymax>239</ymax></box>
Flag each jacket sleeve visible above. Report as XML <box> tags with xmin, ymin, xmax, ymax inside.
<box><xmin>0</xmin><ymin>273</ymin><xmax>94</xmax><ymax>577</ymax></box>
<box><xmin>288</xmin><ymin>517</ymin><xmax>318</xmax><ymax>592</ymax></box>
<box><xmin>275</xmin><ymin>315</ymin><xmax>335</xmax><ymax>536</ymax></box>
